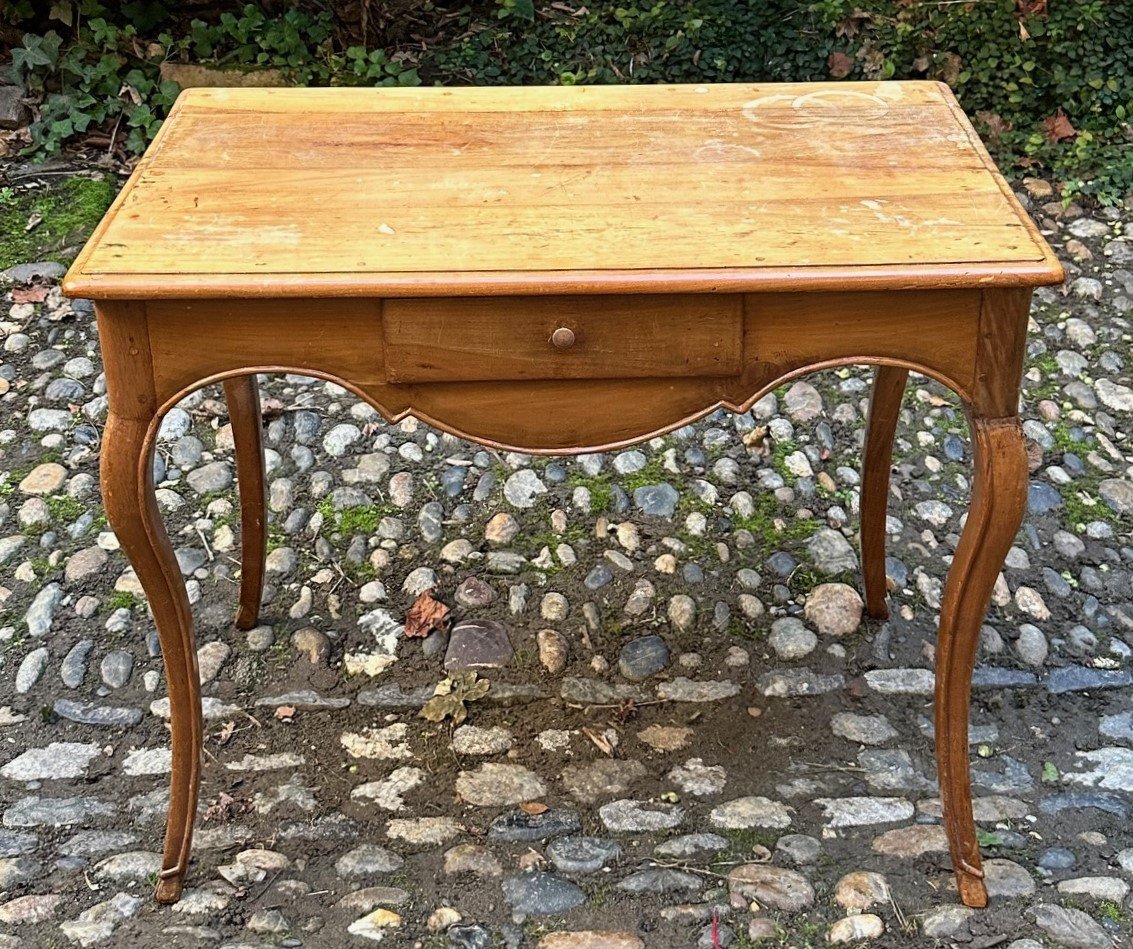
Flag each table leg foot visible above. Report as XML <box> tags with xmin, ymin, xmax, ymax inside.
<box><xmin>102</xmin><ymin>410</ymin><xmax>202</xmax><ymax>905</ymax></box>
<box><xmin>936</xmin><ymin>415</ymin><xmax>1026</xmax><ymax>910</ymax></box>
<box><xmin>155</xmin><ymin>869</ymin><xmax>186</xmax><ymax>904</ymax></box>
<box><xmin>224</xmin><ymin>375</ymin><xmax>267</xmax><ymax>631</ymax></box>
<box><xmin>860</xmin><ymin>365</ymin><xmax>908</xmax><ymax>620</ymax></box>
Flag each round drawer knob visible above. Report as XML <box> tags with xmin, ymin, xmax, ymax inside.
<box><xmin>551</xmin><ymin>327</ymin><xmax>576</xmax><ymax>349</ymax></box>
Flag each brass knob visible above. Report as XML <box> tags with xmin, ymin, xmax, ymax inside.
<box><xmin>551</xmin><ymin>326</ymin><xmax>576</xmax><ymax>349</ymax></box>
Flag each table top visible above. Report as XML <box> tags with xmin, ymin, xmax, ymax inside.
<box><xmin>64</xmin><ymin>81</ymin><xmax>1062</xmax><ymax>299</ymax></box>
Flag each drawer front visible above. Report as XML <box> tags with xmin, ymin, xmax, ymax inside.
<box><xmin>382</xmin><ymin>294</ymin><xmax>743</xmax><ymax>383</ymax></box>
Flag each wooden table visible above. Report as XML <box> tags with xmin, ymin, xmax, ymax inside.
<box><xmin>64</xmin><ymin>82</ymin><xmax>1062</xmax><ymax>908</ymax></box>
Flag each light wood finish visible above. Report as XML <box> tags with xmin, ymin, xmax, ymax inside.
<box><xmin>141</xmin><ymin>290</ymin><xmax>984</xmax><ymax>452</ymax></box>
<box><xmin>382</xmin><ymin>295</ymin><xmax>743</xmax><ymax>382</ymax></box>
<box><xmin>935</xmin><ymin>416</ymin><xmax>1028</xmax><ymax>908</ymax></box>
<box><xmin>96</xmin><ymin>302</ymin><xmax>201</xmax><ymax>905</ymax></box>
<box><xmin>223</xmin><ymin>375</ymin><xmax>266</xmax><ymax>630</ymax></box>
<box><xmin>860</xmin><ymin>366</ymin><xmax>909</xmax><ymax>619</ymax></box>
<box><xmin>63</xmin><ymin>82</ymin><xmax>1061</xmax><ymax>301</ymax></box>
<box><xmin>67</xmin><ymin>82</ymin><xmax>1062</xmax><ymax>907</ymax></box>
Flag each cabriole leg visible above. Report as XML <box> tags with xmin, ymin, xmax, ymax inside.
<box><xmin>935</xmin><ymin>415</ymin><xmax>1027</xmax><ymax>907</ymax></box>
<box><xmin>223</xmin><ymin>375</ymin><xmax>267</xmax><ymax>630</ymax></box>
<box><xmin>860</xmin><ymin>365</ymin><xmax>909</xmax><ymax>619</ymax></box>
<box><xmin>102</xmin><ymin>411</ymin><xmax>201</xmax><ymax>903</ymax></box>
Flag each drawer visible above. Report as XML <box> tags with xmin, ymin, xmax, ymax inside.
<box><xmin>381</xmin><ymin>294</ymin><xmax>744</xmax><ymax>383</ymax></box>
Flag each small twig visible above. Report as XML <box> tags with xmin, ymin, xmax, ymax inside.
<box><xmin>195</xmin><ymin>525</ymin><xmax>214</xmax><ymax>562</ymax></box>
<box><xmin>106</xmin><ymin>112</ymin><xmax>124</xmax><ymax>157</ymax></box>
<box><xmin>564</xmin><ymin>699</ymin><xmax>669</xmax><ymax>711</ymax></box>
<box><xmin>642</xmin><ymin>860</ymin><xmax>731</xmax><ymax>880</ymax></box>
<box><xmin>799</xmin><ymin>761</ymin><xmax>866</xmax><ymax>774</ymax></box>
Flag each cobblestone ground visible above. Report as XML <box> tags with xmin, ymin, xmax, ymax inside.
<box><xmin>0</xmin><ymin>175</ymin><xmax>1132</xmax><ymax>949</ymax></box>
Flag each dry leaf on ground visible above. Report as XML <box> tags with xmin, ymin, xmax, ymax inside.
<box><xmin>405</xmin><ymin>589</ymin><xmax>450</xmax><ymax>638</ymax></box>
<box><xmin>419</xmin><ymin>672</ymin><xmax>490</xmax><ymax>724</ymax></box>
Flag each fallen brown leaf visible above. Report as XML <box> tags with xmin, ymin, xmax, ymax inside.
<box><xmin>827</xmin><ymin>51</ymin><xmax>854</xmax><ymax>79</ymax></box>
<box><xmin>11</xmin><ymin>285</ymin><xmax>49</xmax><ymax>304</ymax></box>
<box><xmin>405</xmin><ymin>588</ymin><xmax>450</xmax><ymax>639</ymax></box>
<box><xmin>976</xmin><ymin>111</ymin><xmax>1010</xmax><ymax>140</ymax></box>
<box><xmin>1043</xmin><ymin>110</ymin><xmax>1077</xmax><ymax>143</ymax></box>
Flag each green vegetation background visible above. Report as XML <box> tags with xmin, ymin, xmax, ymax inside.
<box><xmin>3</xmin><ymin>1</ymin><xmax>1132</xmax><ymax>206</ymax></box>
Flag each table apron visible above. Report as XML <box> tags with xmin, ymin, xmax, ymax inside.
<box><xmin>119</xmin><ymin>287</ymin><xmax>1013</xmax><ymax>454</ymax></box>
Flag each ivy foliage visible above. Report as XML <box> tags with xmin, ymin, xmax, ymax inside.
<box><xmin>4</xmin><ymin>0</ymin><xmax>1131</xmax><ymax>202</ymax></box>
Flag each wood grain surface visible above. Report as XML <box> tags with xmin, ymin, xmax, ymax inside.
<box><xmin>64</xmin><ymin>82</ymin><xmax>1063</xmax><ymax>299</ymax></box>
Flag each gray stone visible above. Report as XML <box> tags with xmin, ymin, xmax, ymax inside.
<box><xmin>1029</xmin><ymin>905</ymin><xmax>1111</xmax><ymax>949</ymax></box>
<box><xmin>335</xmin><ymin>844</ymin><xmax>405</xmax><ymax>877</ymax></box>
<box><xmin>830</xmin><ymin>713</ymin><xmax>897</xmax><ymax>746</ymax></box>
<box><xmin>94</xmin><ymin>850</ymin><xmax>162</xmax><ymax>881</ymax></box>
<box><xmin>783</xmin><ymin>381</ymin><xmax>823</xmax><ymax>421</ymax></box>
<box><xmin>768</xmin><ymin>618</ymin><xmax>817</xmax><ymax>659</ymax></box>
<box><xmin>357</xmin><ymin>683</ymin><xmax>435</xmax><ymax>709</ymax></box>
<box><xmin>488</xmin><ymin>808</ymin><xmax>581</xmax><ymax>843</ymax></box>
<box><xmin>53</xmin><ymin>698</ymin><xmax>143</xmax><ymax>728</ymax></box>
<box><xmin>503</xmin><ymin>469</ymin><xmax>547</xmax><ymax>508</ymax></box>
<box><xmin>452</xmin><ymin>725</ymin><xmax>513</xmax><ymax>756</ymax></box>
<box><xmin>775</xmin><ymin>834</ymin><xmax>821</xmax><ymax>866</ymax></box>
<box><xmin>633</xmin><ymin>483</ymin><xmax>680</xmax><ymax>518</ymax></box>
<box><xmin>100</xmin><ymin>650</ymin><xmax>134</xmax><ymax>689</ymax></box>
<box><xmin>656</xmin><ymin>677</ymin><xmax>740</xmax><ymax>702</ymax></box>
<box><xmin>815</xmin><ymin>797</ymin><xmax>914</xmax><ymax>827</ymax></box>
<box><xmin>728</xmin><ymin>864</ymin><xmax>815</xmax><ymax>912</ymax></box>
<box><xmin>922</xmin><ymin>906</ymin><xmax>975</xmax><ymax>940</ymax></box>
<box><xmin>1016</xmin><ymin>624</ymin><xmax>1049</xmax><ymax>667</ymax></box>
<box><xmin>668</xmin><ymin>757</ymin><xmax>727</xmax><ymax>796</ymax></box>
<box><xmin>655</xmin><ymin>833</ymin><xmax>729</xmax><ymax>859</ymax></box>
<box><xmin>456</xmin><ymin>763</ymin><xmax>546</xmax><ymax>806</ymax></box>
<box><xmin>323</xmin><ymin>423</ymin><xmax>361</xmax><ymax>456</ymax></box>
<box><xmin>864</xmin><ymin>668</ymin><xmax>935</xmax><ymax>694</ymax></box>
<box><xmin>0</xmin><ymin>742</ymin><xmax>100</xmax><ymax>781</ymax></box>
<box><xmin>501</xmin><ymin>872</ymin><xmax>585</xmax><ymax>915</ymax></box>
<box><xmin>254</xmin><ymin>690</ymin><xmax>349</xmax><ymax>710</ymax></box>
<box><xmin>25</xmin><ymin>583</ymin><xmax>63</xmax><ymax>637</ymax></box>
<box><xmin>1099</xmin><ymin>478</ymin><xmax>1133</xmax><ymax>514</ymax></box>
<box><xmin>562</xmin><ymin>759</ymin><xmax>648</xmax><ymax>803</ymax></box>
<box><xmin>3</xmin><ymin>795</ymin><xmax>115</xmax><ymax>827</ymax></box>
<box><xmin>14</xmin><ymin>647</ymin><xmax>48</xmax><ymax>693</ymax></box>
<box><xmin>186</xmin><ymin>462</ymin><xmax>232</xmax><ymax>494</ymax></box>
<box><xmin>758</xmin><ymin>669</ymin><xmax>844</xmax><ymax>697</ymax></box>
<box><xmin>618</xmin><ymin>636</ymin><xmax>670</xmax><ymax>680</ymax></box>
<box><xmin>1064</xmin><ymin>747</ymin><xmax>1133</xmax><ymax>792</ymax></box>
<box><xmin>61</xmin><ymin>639</ymin><xmax>94</xmax><ymax>688</ymax></box>
<box><xmin>807</xmin><ymin>528</ymin><xmax>858</xmax><ymax>574</ymax></box>
<box><xmin>561</xmin><ymin>678</ymin><xmax>648</xmax><ymax>705</ymax></box>
<box><xmin>546</xmin><ymin>836</ymin><xmax>622</xmax><ymax>874</ymax></box>
<box><xmin>599</xmin><ymin>799</ymin><xmax>683</xmax><ymax>832</ymax></box>
<box><xmin>709</xmin><ymin>796</ymin><xmax>792</xmax><ymax>829</ymax></box>
<box><xmin>0</xmin><ymin>831</ymin><xmax>37</xmax><ymax>857</ymax></box>
<box><xmin>1047</xmin><ymin>666</ymin><xmax>1132</xmax><ymax>694</ymax></box>
<box><xmin>65</xmin><ymin>546</ymin><xmax>107</xmax><ymax>583</ymax></box>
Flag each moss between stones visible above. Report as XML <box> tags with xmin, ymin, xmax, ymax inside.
<box><xmin>0</xmin><ymin>176</ymin><xmax>115</xmax><ymax>271</ymax></box>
